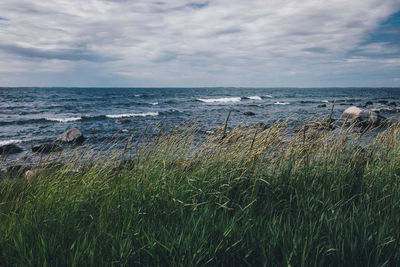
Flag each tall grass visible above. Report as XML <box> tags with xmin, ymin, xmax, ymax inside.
<box><xmin>1</xmin><ymin>118</ymin><xmax>400</xmax><ymax>266</ymax></box>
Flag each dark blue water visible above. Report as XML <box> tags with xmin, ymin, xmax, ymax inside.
<box><xmin>1</xmin><ymin>87</ymin><xmax>400</xmax><ymax>163</ymax></box>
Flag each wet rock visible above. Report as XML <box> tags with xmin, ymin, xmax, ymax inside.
<box><xmin>317</xmin><ymin>104</ymin><xmax>326</xmax><ymax>108</ymax></box>
<box><xmin>243</xmin><ymin>111</ymin><xmax>256</xmax><ymax>116</ymax></box>
<box><xmin>342</xmin><ymin>106</ymin><xmax>388</xmax><ymax>127</ymax></box>
<box><xmin>365</xmin><ymin>101</ymin><xmax>373</xmax><ymax>106</ymax></box>
<box><xmin>32</xmin><ymin>143</ymin><xmax>62</xmax><ymax>153</ymax></box>
<box><xmin>388</xmin><ymin>102</ymin><xmax>397</xmax><ymax>107</ymax></box>
<box><xmin>0</xmin><ymin>144</ymin><xmax>23</xmax><ymax>155</ymax></box>
<box><xmin>378</xmin><ymin>100</ymin><xmax>388</xmax><ymax>105</ymax></box>
<box><xmin>57</xmin><ymin>128</ymin><xmax>85</xmax><ymax>144</ymax></box>
<box><xmin>115</xmin><ymin>119</ymin><xmax>131</xmax><ymax>124</ymax></box>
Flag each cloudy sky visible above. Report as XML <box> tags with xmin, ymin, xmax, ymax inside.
<box><xmin>0</xmin><ymin>0</ymin><xmax>399</xmax><ymax>87</ymax></box>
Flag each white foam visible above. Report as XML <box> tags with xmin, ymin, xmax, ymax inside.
<box><xmin>0</xmin><ymin>139</ymin><xmax>23</xmax><ymax>146</ymax></box>
<box><xmin>322</xmin><ymin>100</ymin><xmax>329</xmax><ymax>103</ymax></box>
<box><xmin>248</xmin><ymin>96</ymin><xmax>262</xmax><ymax>100</ymax></box>
<box><xmin>151</xmin><ymin>102</ymin><xmax>159</xmax><ymax>105</ymax></box>
<box><xmin>265</xmin><ymin>95</ymin><xmax>273</xmax><ymax>98</ymax></box>
<box><xmin>106</xmin><ymin>112</ymin><xmax>159</xmax><ymax>118</ymax></box>
<box><xmin>274</xmin><ymin>102</ymin><xmax>290</xmax><ymax>105</ymax></box>
<box><xmin>46</xmin><ymin>117</ymin><xmax>81</xmax><ymax>122</ymax></box>
<box><xmin>197</xmin><ymin>97</ymin><xmax>241</xmax><ymax>103</ymax></box>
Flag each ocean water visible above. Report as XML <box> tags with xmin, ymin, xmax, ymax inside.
<box><xmin>1</xmin><ymin>87</ymin><xmax>400</xmax><ymax>163</ymax></box>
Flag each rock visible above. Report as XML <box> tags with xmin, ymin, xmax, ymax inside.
<box><xmin>365</xmin><ymin>101</ymin><xmax>373</xmax><ymax>106</ymax></box>
<box><xmin>342</xmin><ymin>106</ymin><xmax>363</xmax><ymax>118</ymax></box>
<box><xmin>378</xmin><ymin>100</ymin><xmax>388</xmax><ymax>105</ymax></box>
<box><xmin>57</xmin><ymin>128</ymin><xmax>85</xmax><ymax>143</ymax></box>
<box><xmin>317</xmin><ymin>104</ymin><xmax>326</xmax><ymax>108</ymax></box>
<box><xmin>341</xmin><ymin>106</ymin><xmax>388</xmax><ymax>127</ymax></box>
<box><xmin>251</xmin><ymin>122</ymin><xmax>267</xmax><ymax>130</ymax></box>
<box><xmin>25</xmin><ymin>169</ymin><xmax>44</xmax><ymax>180</ymax></box>
<box><xmin>243</xmin><ymin>111</ymin><xmax>256</xmax><ymax>116</ymax></box>
<box><xmin>115</xmin><ymin>119</ymin><xmax>131</xmax><ymax>124</ymax></box>
<box><xmin>32</xmin><ymin>144</ymin><xmax>62</xmax><ymax>153</ymax></box>
<box><xmin>388</xmin><ymin>102</ymin><xmax>397</xmax><ymax>107</ymax></box>
<box><xmin>0</xmin><ymin>144</ymin><xmax>23</xmax><ymax>155</ymax></box>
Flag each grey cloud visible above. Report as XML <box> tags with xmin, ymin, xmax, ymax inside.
<box><xmin>0</xmin><ymin>44</ymin><xmax>114</xmax><ymax>62</ymax></box>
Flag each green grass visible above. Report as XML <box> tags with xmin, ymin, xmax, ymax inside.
<box><xmin>1</xmin><ymin>119</ymin><xmax>400</xmax><ymax>266</ymax></box>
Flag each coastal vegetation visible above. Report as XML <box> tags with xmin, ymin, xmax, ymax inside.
<box><xmin>1</xmin><ymin>117</ymin><xmax>400</xmax><ymax>266</ymax></box>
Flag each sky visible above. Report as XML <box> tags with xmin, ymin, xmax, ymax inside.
<box><xmin>0</xmin><ymin>0</ymin><xmax>399</xmax><ymax>87</ymax></box>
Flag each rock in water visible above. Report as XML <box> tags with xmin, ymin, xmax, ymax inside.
<box><xmin>32</xmin><ymin>144</ymin><xmax>62</xmax><ymax>153</ymax></box>
<box><xmin>115</xmin><ymin>119</ymin><xmax>131</xmax><ymax>124</ymax></box>
<box><xmin>342</xmin><ymin>106</ymin><xmax>363</xmax><ymax>118</ymax></box>
<box><xmin>0</xmin><ymin>144</ymin><xmax>23</xmax><ymax>154</ymax></box>
<box><xmin>243</xmin><ymin>111</ymin><xmax>256</xmax><ymax>116</ymax></box>
<box><xmin>342</xmin><ymin>106</ymin><xmax>387</xmax><ymax>127</ymax></box>
<box><xmin>57</xmin><ymin>128</ymin><xmax>85</xmax><ymax>143</ymax></box>
<box><xmin>317</xmin><ymin>104</ymin><xmax>326</xmax><ymax>108</ymax></box>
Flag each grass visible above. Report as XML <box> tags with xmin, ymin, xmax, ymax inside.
<box><xmin>1</xmin><ymin>118</ymin><xmax>400</xmax><ymax>266</ymax></box>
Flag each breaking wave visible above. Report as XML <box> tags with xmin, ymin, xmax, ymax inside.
<box><xmin>197</xmin><ymin>97</ymin><xmax>241</xmax><ymax>103</ymax></box>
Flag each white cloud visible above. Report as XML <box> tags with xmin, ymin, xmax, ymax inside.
<box><xmin>0</xmin><ymin>0</ymin><xmax>399</xmax><ymax>86</ymax></box>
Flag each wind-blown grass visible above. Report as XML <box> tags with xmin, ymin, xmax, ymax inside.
<box><xmin>1</xmin><ymin>118</ymin><xmax>400</xmax><ymax>266</ymax></box>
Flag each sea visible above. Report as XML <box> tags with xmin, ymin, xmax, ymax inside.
<box><xmin>1</xmin><ymin>87</ymin><xmax>400</xmax><ymax>166</ymax></box>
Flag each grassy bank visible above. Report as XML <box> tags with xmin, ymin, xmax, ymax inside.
<box><xmin>1</xmin><ymin>119</ymin><xmax>400</xmax><ymax>266</ymax></box>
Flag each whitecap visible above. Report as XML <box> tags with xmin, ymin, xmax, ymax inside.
<box><xmin>106</xmin><ymin>112</ymin><xmax>159</xmax><ymax>118</ymax></box>
<box><xmin>46</xmin><ymin>117</ymin><xmax>82</xmax><ymax>122</ymax></box>
<box><xmin>0</xmin><ymin>139</ymin><xmax>23</xmax><ymax>146</ymax></box>
<box><xmin>274</xmin><ymin>102</ymin><xmax>290</xmax><ymax>105</ymax></box>
<box><xmin>151</xmin><ymin>102</ymin><xmax>159</xmax><ymax>105</ymax></box>
<box><xmin>197</xmin><ymin>97</ymin><xmax>241</xmax><ymax>103</ymax></box>
<box><xmin>248</xmin><ymin>96</ymin><xmax>262</xmax><ymax>100</ymax></box>
<box><xmin>264</xmin><ymin>95</ymin><xmax>273</xmax><ymax>98</ymax></box>
<box><xmin>322</xmin><ymin>100</ymin><xmax>329</xmax><ymax>103</ymax></box>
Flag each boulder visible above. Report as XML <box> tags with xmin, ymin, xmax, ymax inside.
<box><xmin>378</xmin><ymin>100</ymin><xmax>388</xmax><ymax>105</ymax></box>
<box><xmin>115</xmin><ymin>119</ymin><xmax>131</xmax><ymax>124</ymax></box>
<box><xmin>251</xmin><ymin>122</ymin><xmax>267</xmax><ymax>130</ymax></box>
<box><xmin>25</xmin><ymin>169</ymin><xmax>44</xmax><ymax>180</ymax></box>
<box><xmin>243</xmin><ymin>111</ymin><xmax>256</xmax><ymax>116</ymax></box>
<box><xmin>0</xmin><ymin>144</ymin><xmax>23</xmax><ymax>155</ymax></box>
<box><xmin>342</xmin><ymin>106</ymin><xmax>387</xmax><ymax>127</ymax></box>
<box><xmin>365</xmin><ymin>101</ymin><xmax>373</xmax><ymax>106</ymax></box>
<box><xmin>32</xmin><ymin>143</ymin><xmax>62</xmax><ymax>153</ymax></box>
<box><xmin>317</xmin><ymin>104</ymin><xmax>326</xmax><ymax>108</ymax></box>
<box><xmin>388</xmin><ymin>102</ymin><xmax>397</xmax><ymax>107</ymax></box>
<box><xmin>57</xmin><ymin>128</ymin><xmax>85</xmax><ymax>143</ymax></box>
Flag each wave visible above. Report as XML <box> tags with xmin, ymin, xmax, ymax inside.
<box><xmin>264</xmin><ymin>95</ymin><xmax>273</xmax><ymax>98</ymax></box>
<box><xmin>105</xmin><ymin>112</ymin><xmax>159</xmax><ymax>118</ymax></box>
<box><xmin>151</xmin><ymin>102</ymin><xmax>159</xmax><ymax>105</ymax></box>
<box><xmin>274</xmin><ymin>102</ymin><xmax>290</xmax><ymax>105</ymax></box>
<box><xmin>322</xmin><ymin>100</ymin><xmax>329</xmax><ymax>103</ymax></box>
<box><xmin>197</xmin><ymin>97</ymin><xmax>241</xmax><ymax>103</ymax></box>
<box><xmin>0</xmin><ymin>139</ymin><xmax>23</xmax><ymax>146</ymax></box>
<box><xmin>45</xmin><ymin>117</ymin><xmax>82</xmax><ymax>122</ymax></box>
<box><xmin>247</xmin><ymin>96</ymin><xmax>262</xmax><ymax>100</ymax></box>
